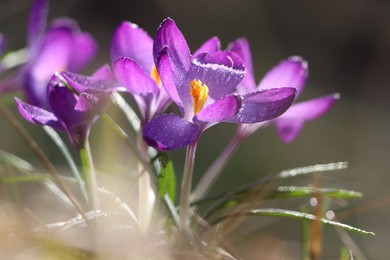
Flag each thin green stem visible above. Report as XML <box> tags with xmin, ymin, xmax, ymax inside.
<box><xmin>179</xmin><ymin>140</ymin><xmax>199</xmax><ymax>232</ymax></box>
<box><xmin>191</xmin><ymin>131</ymin><xmax>243</xmax><ymax>201</ymax></box>
<box><xmin>80</xmin><ymin>139</ymin><xmax>99</xmax><ymax>210</ymax></box>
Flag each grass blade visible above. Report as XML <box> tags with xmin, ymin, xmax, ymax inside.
<box><xmin>250</xmin><ymin>208</ymin><xmax>374</xmax><ymax>235</ymax></box>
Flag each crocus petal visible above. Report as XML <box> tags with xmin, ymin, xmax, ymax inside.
<box><xmin>226</xmin><ymin>87</ymin><xmax>296</xmax><ymax>123</ymax></box>
<box><xmin>275</xmin><ymin>119</ymin><xmax>304</xmax><ymax>143</ymax></box>
<box><xmin>257</xmin><ymin>56</ymin><xmax>308</xmax><ymax>97</ymax></box>
<box><xmin>143</xmin><ymin>114</ymin><xmax>200</xmax><ymax>150</ymax></box>
<box><xmin>195</xmin><ymin>95</ymin><xmax>240</xmax><ymax>123</ymax></box>
<box><xmin>113</xmin><ymin>57</ymin><xmax>159</xmax><ymax>95</ymax></box>
<box><xmin>193</xmin><ymin>36</ymin><xmax>221</xmax><ymax>56</ymax></box>
<box><xmin>153</xmin><ymin>18</ymin><xmax>191</xmax><ymax>79</ymax></box>
<box><xmin>26</xmin><ymin>26</ymin><xmax>73</xmax><ymax>105</ymax></box>
<box><xmin>91</xmin><ymin>64</ymin><xmax>113</xmax><ymax>81</ymax></box>
<box><xmin>0</xmin><ymin>33</ymin><xmax>6</xmax><ymax>54</ymax></box>
<box><xmin>278</xmin><ymin>93</ymin><xmax>340</xmax><ymax>121</ymax></box>
<box><xmin>67</xmin><ymin>32</ymin><xmax>98</xmax><ymax>72</ymax></box>
<box><xmin>14</xmin><ymin>97</ymin><xmax>63</xmax><ymax>130</ymax></box>
<box><xmin>156</xmin><ymin>48</ymin><xmax>183</xmax><ymax>109</ymax></box>
<box><xmin>187</xmin><ymin>51</ymin><xmax>246</xmax><ymax>100</ymax></box>
<box><xmin>227</xmin><ymin>38</ymin><xmax>256</xmax><ymax>92</ymax></box>
<box><xmin>110</xmin><ymin>21</ymin><xmax>153</xmax><ymax>73</ymax></box>
<box><xmin>60</xmin><ymin>71</ymin><xmax>125</xmax><ymax>93</ymax></box>
<box><xmin>47</xmin><ymin>77</ymin><xmax>79</xmax><ymax>127</ymax></box>
<box><xmin>28</xmin><ymin>0</ymin><xmax>48</xmax><ymax>47</ymax></box>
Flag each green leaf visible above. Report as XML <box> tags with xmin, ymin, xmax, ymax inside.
<box><xmin>250</xmin><ymin>208</ymin><xmax>375</xmax><ymax>236</ymax></box>
<box><xmin>199</xmin><ymin>162</ymin><xmax>349</xmax><ymax>219</ymax></box>
<box><xmin>158</xmin><ymin>153</ymin><xmax>176</xmax><ymax>204</ymax></box>
<box><xmin>276</xmin><ymin>162</ymin><xmax>348</xmax><ymax>179</ymax></box>
<box><xmin>0</xmin><ymin>149</ymin><xmax>34</xmax><ymax>172</ymax></box>
<box><xmin>274</xmin><ymin>186</ymin><xmax>362</xmax><ymax>199</ymax></box>
<box><xmin>43</xmin><ymin>126</ymin><xmax>87</xmax><ymax>203</ymax></box>
<box><xmin>0</xmin><ymin>175</ymin><xmax>48</xmax><ymax>184</ymax></box>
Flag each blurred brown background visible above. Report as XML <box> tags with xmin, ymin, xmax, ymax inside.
<box><xmin>0</xmin><ymin>0</ymin><xmax>390</xmax><ymax>258</ymax></box>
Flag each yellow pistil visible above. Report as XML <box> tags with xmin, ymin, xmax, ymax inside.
<box><xmin>150</xmin><ymin>65</ymin><xmax>162</xmax><ymax>87</ymax></box>
<box><xmin>190</xmin><ymin>79</ymin><xmax>209</xmax><ymax>115</ymax></box>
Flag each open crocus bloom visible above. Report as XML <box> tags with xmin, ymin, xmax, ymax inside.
<box><xmin>15</xmin><ymin>67</ymin><xmax>123</xmax><ymax>148</ymax></box>
<box><xmin>142</xmin><ymin>18</ymin><xmax>297</xmax><ymax>150</ymax></box>
<box><xmin>228</xmin><ymin>38</ymin><xmax>339</xmax><ymax>143</ymax></box>
<box><xmin>0</xmin><ymin>0</ymin><xmax>97</xmax><ymax>108</ymax></box>
<box><xmin>111</xmin><ymin>21</ymin><xmax>172</xmax><ymax>122</ymax></box>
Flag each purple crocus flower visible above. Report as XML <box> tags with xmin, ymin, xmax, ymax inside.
<box><xmin>228</xmin><ymin>38</ymin><xmax>339</xmax><ymax>143</ymax></box>
<box><xmin>142</xmin><ymin>18</ymin><xmax>297</xmax><ymax>150</ymax></box>
<box><xmin>0</xmin><ymin>0</ymin><xmax>97</xmax><ymax>108</ymax></box>
<box><xmin>111</xmin><ymin>21</ymin><xmax>172</xmax><ymax>122</ymax></box>
<box><xmin>15</xmin><ymin>67</ymin><xmax>123</xmax><ymax>148</ymax></box>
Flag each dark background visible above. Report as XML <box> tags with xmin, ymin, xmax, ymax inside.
<box><xmin>1</xmin><ymin>0</ymin><xmax>390</xmax><ymax>258</ymax></box>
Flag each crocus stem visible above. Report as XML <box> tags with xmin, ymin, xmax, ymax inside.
<box><xmin>137</xmin><ymin>132</ymin><xmax>155</xmax><ymax>233</ymax></box>
<box><xmin>80</xmin><ymin>139</ymin><xmax>99</xmax><ymax>210</ymax></box>
<box><xmin>191</xmin><ymin>131</ymin><xmax>243</xmax><ymax>201</ymax></box>
<box><xmin>179</xmin><ymin>140</ymin><xmax>199</xmax><ymax>232</ymax></box>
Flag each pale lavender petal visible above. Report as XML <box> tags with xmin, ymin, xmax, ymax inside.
<box><xmin>143</xmin><ymin>114</ymin><xmax>200</xmax><ymax>150</ymax></box>
<box><xmin>27</xmin><ymin>26</ymin><xmax>73</xmax><ymax>105</ymax></box>
<box><xmin>110</xmin><ymin>21</ymin><xmax>153</xmax><ymax>72</ymax></box>
<box><xmin>227</xmin><ymin>38</ymin><xmax>256</xmax><ymax>92</ymax></box>
<box><xmin>275</xmin><ymin>119</ymin><xmax>304</xmax><ymax>143</ymax></box>
<box><xmin>14</xmin><ymin>97</ymin><xmax>63</xmax><ymax>130</ymax></box>
<box><xmin>258</xmin><ymin>56</ymin><xmax>308</xmax><ymax>97</ymax></box>
<box><xmin>28</xmin><ymin>0</ymin><xmax>48</xmax><ymax>46</ymax></box>
<box><xmin>187</xmin><ymin>51</ymin><xmax>246</xmax><ymax>100</ymax></box>
<box><xmin>279</xmin><ymin>93</ymin><xmax>340</xmax><ymax>121</ymax></box>
<box><xmin>68</xmin><ymin>32</ymin><xmax>98</xmax><ymax>72</ymax></box>
<box><xmin>193</xmin><ymin>36</ymin><xmax>221</xmax><ymax>56</ymax></box>
<box><xmin>113</xmin><ymin>57</ymin><xmax>159</xmax><ymax>96</ymax></box>
<box><xmin>60</xmin><ymin>71</ymin><xmax>125</xmax><ymax>93</ymax></box>
<box><xmin>91</xmin><ymin>64</ymin><xmax>113</xmax><ymax>81</ymax></box>
<box><xmin>156</xmin><ymin>48</ymin><xmax>183</xmax><ymax>109</ymax></box>
<box><xmin>195</xmin><ymin>95</ymin><xmax>240</xmax><ymax>123</ymax></box>
<box><xmin>226</xmin><ymin>87</ymin><xmax>296</xmax><ymax>123</ymax></box>
<box><xmin>153</xmin><ymin>18</ymin><xmax>191</xmax><ymax>79</ymax></box>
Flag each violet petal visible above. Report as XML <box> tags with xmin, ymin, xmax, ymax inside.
<box><xmin>153</xmin><ymin>18</ymin><xmax>191</xmax><ymax>79</ymax></box>
<box><xmin>275</xmin><ymin>119</ymin><xmax>304</xmax><ymax>143</ymax></box>
<box><xmin>227</xmin><ymin>38</ymin><xmax>256</xmax><ymax>92</ymax></box>
<box><xmin>143</xmin><ymin>113</ymin><xmax>200</xmax><ymax>150</ymax></box>
<box><xmin>278</xmin><ymin>93</ymin><xmax>340</xmax><ymax>121</ymax></box>
<box><xmin>195</xmin><ymin>95</ymin><xmax>240</xmax><ymax>123</ymax></box>
<box><xmin>156</xmin><ymin>48</ymin><xmax>183</xmax><ymax>109</ymax></box>
<box><xmin>110</xmin><ymin>21</ymin><xmax>153</xmax><ymax>73</ymax></box>
<box><xmin>28</xmin><ymin>0</ymin><xmax>48</xmax><ymax>47</ymax></box>
<box><xmin>257</xmin><ymin>56</ymin><xmax>308</xmax><ymax>97</ymax></box>
<box><xmin>193</xmin><ymin>36</ymin><xmax>221</xmax><ymax>56</ymax></box>
<box><xmin>91</xmin><ymin>64</ymin><xmax>113</xmax><ymax>81</ymax></box>
<box><xmin>227</xmin><ymin>87</ymin><xmax>296</xmax><ymax>123</ymax></box>
<box><xmin>188</xmin><ymin>51</ymin><xmax>246</xmax><ymax>100</ymax></box>
<box><xmin>67</xmin><ymin>32</ymin><xmax>98</xmax><ymax>72</ymax></box>
<box><xmin>113</xmin><ymin>57</ymin><xmax>159</xmax><ymax>96</ymax></box>
<box><xmin>60</xmin><ymin>71</ymin><xmax>125</xmax><ymax>93</ymax></box>
<box><xmin>14</xmin><ymin>97</ymin><xmax>63</xmax><ymax>130</ymax></box>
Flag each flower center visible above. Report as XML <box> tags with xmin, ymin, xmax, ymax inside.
<box><xmin>190</xmin><ymin>79</ymin><xmax>209</xmax><ymax>115</ymax></box>
<box><xmin>150</xmin><ymin>65</ymin><xmax>162</xmax><ymax>87</ymax></box>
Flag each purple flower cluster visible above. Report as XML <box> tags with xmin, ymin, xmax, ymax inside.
<box><xmin>7</xmin><ymin>0</ymin><xmax>338</xmax><ymax>151</ymax></box>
